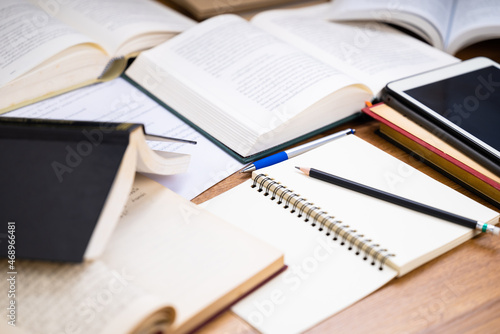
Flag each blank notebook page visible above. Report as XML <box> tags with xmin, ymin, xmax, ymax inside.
<box><xmin>203</xmin><ymin>135</ymin><xmax>498</xmax><ymax>334</ymax></box>
<box><xmin>257</xmin><ymin>135</ymin><xmax>498</xmax><ymax>275</ymax></box>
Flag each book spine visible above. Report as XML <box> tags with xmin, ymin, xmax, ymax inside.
<box><xmin>0</xmin><ymin>118</ymin><xmax>141</xmax><ymax>142</ymax></box>
<box><xmin>251</xmin><ymin>174</ymin><xmax>395</xmax><ymax>270</ymax></box>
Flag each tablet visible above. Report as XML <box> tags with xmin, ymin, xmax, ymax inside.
<box><xmin>382</xmin><ymin>57</ymin><xmax>500</xmax><ymax>174</ymax></box>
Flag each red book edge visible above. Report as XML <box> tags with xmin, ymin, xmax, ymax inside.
<box><xmin>362</xmin><ymin>104</ymin><xmax>500</xmax><ymax>191</ymax></box>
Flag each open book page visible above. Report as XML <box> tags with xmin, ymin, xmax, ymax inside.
<box><xmin>328</xmin><ymin>0</ymin><xmax>454</xmax><ymax>49</ymax></box>
<box><xmin>100</xmin><ymin>174</ymin><xmax>283</xmax><ymax>334</ymax></box>
<box><xmin>3</xmin><ymin>77</ymin><xmax>243</xmax><ymax>200</ymax></box>
<box><xmin>447</xmin><ymin>0</ymin><xmax>500</xmax><ymax>54</ymax></box>
<box><xmin>252</xmin><ymin>4</ymin><xmax>459</xmax><ymax>94</ymax></box>
<box><xmin>0</xmin><ymin>259</ymin><xmax>173</xmax><ymax>334</ymax></box>
<box><xmin>256</xmin><ymin>135</ymin><xmax>499</xmax><ymax>276</ymax></box>
<box><xmin>0</xmin><ymin>0</ymin><xmax>100</xmax><ymax>86</ymax></box>
<box><xmin>126</xmin><ymin>14</ymin><xmax>371</xmax><ymax>156</ymax></box>
<box><xmin>201</xmin><ymin>169</ymin><xmax>398</xmax><ymax>333</ymax></box>
<box><xmin>1</xmin><ymin>175</ymin><xmax>283</xmax><ymax>334</ymax></box>
<box><xmin>45</xmin><ymin>0</ymin><xmax>195</xmax><ymax>56</ymax></box>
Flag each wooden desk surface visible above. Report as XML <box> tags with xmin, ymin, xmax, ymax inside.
<box><xmin>192</xmin><ymin>118</ymin><xmax>500</xmax><ymax>334</ymax></box>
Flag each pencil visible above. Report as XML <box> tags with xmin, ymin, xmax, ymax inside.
<box><xmin>296</xmin><ymin>167</ymin><xmax>499</xmax><ymax>235</ymax></box>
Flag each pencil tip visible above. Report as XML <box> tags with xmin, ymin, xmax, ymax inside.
<box><xmin>295</xmin><ymin>166</ymin><xmax>300</xmax><ymax>170</ymax></box>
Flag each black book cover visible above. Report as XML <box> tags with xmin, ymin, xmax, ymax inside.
<box><xmin>0</xmin><ymin>118</ymin><xmax>139</xmax><ymax>262</ymax></box>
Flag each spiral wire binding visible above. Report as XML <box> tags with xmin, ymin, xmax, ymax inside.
<box><xmin>251</xmin><ymin>174</ymin><xmax>395</xmax><ymax>270</ymax></box>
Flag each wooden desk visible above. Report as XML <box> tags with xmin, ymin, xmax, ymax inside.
<box><xmin>192</xmin><ymin>117</ymin><xmax>500</xmax><ymax>334</ymax></box>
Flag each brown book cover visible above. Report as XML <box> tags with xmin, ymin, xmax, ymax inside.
<box><xmin>164</xmin><ymin>0</ymin><xmax>310</xmax><ymax>19</ymax></box>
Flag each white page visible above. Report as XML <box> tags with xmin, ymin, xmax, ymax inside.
<box><xmin>0</xmin><ymin>258</ymin><xmax>169</xmax><ymax>334</ymax></box>
<box><xmin>328</xmin><ymin>0</ymin><xmax>454</xmax><ymax>48</ymax></box>
<box><xmin>446</xmin><ymin>0</ymin><xmax>500</xmax><ymax>54</ymax></box>
<box><xmin>328</xmin><ymin>0</ymin><xmax>453</xmax><ymax>27</ymax></box>
<box><xmin>202</xmin><ymin>176</ymin><xmax>397</xmax><ymax>334</ymax></box>
<box><xmin>252</xmin><ymin>4</ymin><xmax>458</xmax><ymax>94</ymax></box>
<box><xmin>102</xmin><ymin>174</ymin><xmax>283</xmax><ymax>334</ymax></box>
<box><xmin>3</xmin><ymin>78</ymin><xmax>242</xmax><ymax>199</ymax></box>
<box><xmin>43</xmin><ymin>0</ymin><xmax>195</xmax><ymax>55</ymax></box>
<box><xmin>0</xmin><ymin>0</ymin><xmax>96</xmax><ymax>86</ymax></box>
<box><xmin>137</xmin><ymin>14</ymin><xmax>360</xmax><ymax>136</ymax></box>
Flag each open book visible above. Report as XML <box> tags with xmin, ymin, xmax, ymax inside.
<box><xmin>125</xmin><ymin>4</ymin><xmax>457</xmax><ymax>163</ymax></box>
<box><xmin>202</xmin><ymin>135</ymin><xmax>499</xmax><ymax>333</ymax></box>
<box><xmin>329</xmin><ymin>0</ymin><xmax>500</xmax><ymax>55</ymax></box>
<box><xmin>0</xmin><ymin>0</ymin><xmax>195</xmax><ymax>113</ymax></box>
<box><xmin>0</xmin><ymin>117</ymin><xmax>190</xmax><ymax>262</ymax></box>
<box><xmin>0</xmin><ymin>174</ymin><xmax>284</xmax><ymax>334</ymax></box>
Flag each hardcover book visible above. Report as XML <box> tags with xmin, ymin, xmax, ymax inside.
<box><xmin>363</xmin><ymin>103</ymin><xmax>500</xmax><ymax>209</ymax></box>
<box><xmin>125</xmin><ymin>4</ymin><xmax>457</xmax><ymax>163</ymax></box>
<box><xmin>163</xmin><ymin>0</ymin><xmax>304</xmax><ymax>20</ymax></box>
<box><xmin>0</xmin><ymin>117</ymin><xmax>190</xmax><ymax>262</ymax></box>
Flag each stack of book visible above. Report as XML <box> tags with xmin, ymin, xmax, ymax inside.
<box><xmin>363</xmin><ymin>103</ymin><xmax>500</xmax><ymax>209</ymax></box>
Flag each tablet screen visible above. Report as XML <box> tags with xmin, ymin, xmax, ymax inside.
<box><xmin>404</xmin><ymin>66</ymin><xmax>500</xmax><ymax>152</ymax></box>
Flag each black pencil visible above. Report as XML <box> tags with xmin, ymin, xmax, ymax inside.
<box><xmin>296</xmin><ymin>167</ymin><xmax>499</xmax><ymax>235</ymax></box>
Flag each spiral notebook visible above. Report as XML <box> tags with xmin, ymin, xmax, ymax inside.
<box><xmin>202</xmin><ymin>135</ymin><xmax>499</xmax><ymax>334</ymax></box>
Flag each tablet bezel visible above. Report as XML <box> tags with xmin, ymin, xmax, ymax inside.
<box><xmin>384</xmin><ymin>57</ymin><xmax>500</xmax><ymax>163</ymax></box>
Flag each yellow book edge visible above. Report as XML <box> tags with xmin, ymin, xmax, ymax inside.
<box><xmin>379</xmin><ymin>123</ymin><xmax>500</xmax><ymax>206</ymax></box>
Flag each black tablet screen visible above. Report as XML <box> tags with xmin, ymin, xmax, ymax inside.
<box><xmin>404</xmin><ymin>66</ymin><xmax>500</xmax><ymax>153</ymax></box>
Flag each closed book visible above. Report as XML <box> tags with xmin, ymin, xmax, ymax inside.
<box><xmin>163</xmin><ymin>0</ymin><xmax>300</xmax><ymax>20</ymax></box>
<box><xmin>363</xmin><ymin>103</ymin><xmax>500</xmax><ymax>209</ymax></box>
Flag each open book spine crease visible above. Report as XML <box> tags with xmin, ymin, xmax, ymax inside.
<box><xmin>252</xmin><ymin>174</ymin><xmax>395</xmax><ymax>270</ymax></box>
<box><xmin>98</xmin><ymin>56</ymin><xmax>125</xmax><ymax>80</ymax></box>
